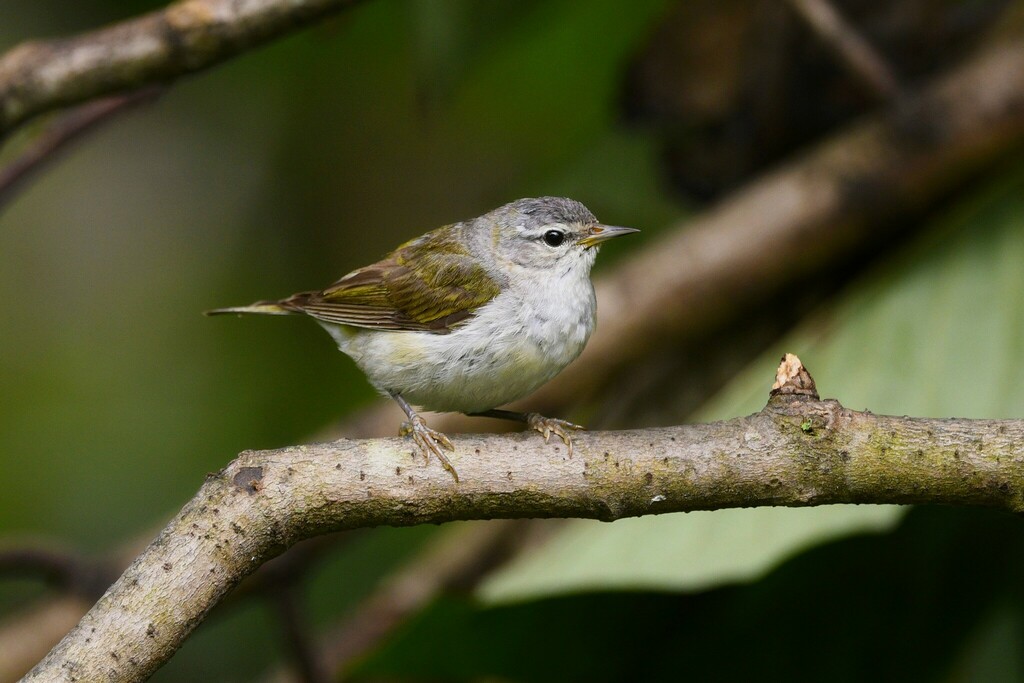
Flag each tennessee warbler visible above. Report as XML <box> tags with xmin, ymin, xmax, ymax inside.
<box><xmin>208</xmin><ymin>197</ymin><xmax>638</xmax><ymax>481</ymax></box>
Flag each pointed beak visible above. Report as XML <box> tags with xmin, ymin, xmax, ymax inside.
<box><xmin>578</xmin><ymin>224</ymin><xmax>640</xmax><ymax>248</ymax></box>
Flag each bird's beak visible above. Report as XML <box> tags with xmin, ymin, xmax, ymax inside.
<box><xmin>579</xmin><ymin>224</ymin><xmax>640</xmax><ymax>248</ymax></box>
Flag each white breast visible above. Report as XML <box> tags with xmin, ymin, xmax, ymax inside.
<box><xmin>326</xmin><ymin>269</ymin><xmax>597</xmax><ymax>414</ymax></box>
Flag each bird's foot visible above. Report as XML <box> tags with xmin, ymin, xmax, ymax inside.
<box><xmin>400</xmin><ymin>415</ymin><xmax>459</xmax><ymax>482</ymax></box>
<box><xmin>525</xmin><ymin>413</ymin><xmax>584</xmax><ymax>457</ymax></box>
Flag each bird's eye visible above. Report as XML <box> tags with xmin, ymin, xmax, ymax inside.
<box><xmin>542</xmin><ymin>230</ymin><xmax>566</xmax><ymax>247</ymax></box>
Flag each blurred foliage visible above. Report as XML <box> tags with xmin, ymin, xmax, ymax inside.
<box><xmin>359</xmin><ymin>506</ymin><xmax>1024</xmax><ymax>682</ymax></box>
<box><xmin>623</xmin><ymin>0</ymin><xmax>1014</xmax><ymax>200</ymax></box>
<box><xmin>3</xmin><ymin>0</ymin><xmax>1024</xmax><ymax>681</ymax></box>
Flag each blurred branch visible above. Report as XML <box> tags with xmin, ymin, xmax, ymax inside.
<box><xmin>784</xmin><ymin>0</ymin><xmax>903</xmax><ymax>99</ymax></box>
<box><xmin>23</xmin><ymin>355</ymin><xmax>1024</xmax><ymax>681</ymax></box>
<box><xmin>0</xmin><ymin>545</ymin><xmax>90</xmax><ymax>590</ymax></box>
<box><xmin>0</xmin><ymin>543</ymin><xmax>121</xmax><ymax>605</ymax></box>
<box><xmin>245</xmin><ymin>532</ymin><xmax>361</xmax><ymax>683</ymax></box>
<box><xmin>0</xmin><ymin>87</ymin><xmax>161</xmax><ymax>213</ymax></box>
<box><xmin>231</xmin><ymin>532</ymin><xmax>358</xmax><ymax>602</ymax></box>
<box><xmin>264</xmin><ymin>519</ymin><xmax>536</xmax><ymax>682</ymax></box>
<box><xmin>0</xmin><ymin>0</ymin><xmax>362</xmax><ymax>139</ymax></box>
<box><xmin>270</xmin><ymin>585</ymin><xmax>330</xmax><ymax>683</ymax></box>
<box><xmin>0</xmin><ymin>599</ymin><xmax>93</xmax><ymax>683</ymax></box>
<box><xmin>0</xmin><ymin>532</ymin><xmax>356</xmax><ymax>681</ymax></box>
<box><xmin>523</xmin><ymin>37</ymin><xmax>1024</xmax><ymax>414</ymax></box>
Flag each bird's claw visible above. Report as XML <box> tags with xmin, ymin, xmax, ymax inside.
<box><xmin>401</xmin><ymin>416</ymin><xmax>458</xmax><ymax>482</ymax></box>
<box><xmin>525</xmin><ymin>413</ymin><xmax>584</xmax><ymax>457</ymax></box>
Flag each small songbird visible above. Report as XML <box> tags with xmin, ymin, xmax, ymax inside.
<box><xmin>207</xmin><ymin>197</ymin><xmax>638</xmax><ymax>481</ymax></box>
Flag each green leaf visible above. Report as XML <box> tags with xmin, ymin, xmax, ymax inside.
<box><xmin>479</xmin><ymin>506</ymin><xmax>899</xmax><ymax>601</ymax></box>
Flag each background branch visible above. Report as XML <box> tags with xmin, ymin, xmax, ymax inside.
<box><xmin>0</xmin><ymin>86</ymin><xmax>160</xmax><ymax>212</ymax></box>
<box><xmin>270</xmin><ymin>585</ymin><xmax>330</xmax><ymax>683</ymax></box>
<box><xmin>0</xmin><ymin>0</ymin><xmax>362</xmax><ymax>138</ymax></box>
<box><xmin>22</xmin><ymin>356</ymin><xmax>1024</xmax><ymax>681</ymax></box>
<box><xmin>303</xmin><ymin>519</ymin><xmax>535</xmax><ymax>682</ymax></box>
<box><xmin>534</xmin><ymin>38</ymin><xmax>1024</xmax><ymax>412</ymax></box>
<box><xmin>0</xmin><ymin>599</ymin><xmax>93</xmax><ymax>683</ymax></box>
<box><xmin>784</xmin><ymin>0</ymin><xmax>903</xmax><ymax>99</ymax></box>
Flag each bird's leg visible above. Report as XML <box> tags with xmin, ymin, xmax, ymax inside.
<box><xmin>468</xmin><ymin>409</ymin><xmax>584</xmax><ymax>457</ymax></box>
<box><xmin>390</xmin><ymin>392</ymin><xmax>458</xmax><ymax>482</ymax></box>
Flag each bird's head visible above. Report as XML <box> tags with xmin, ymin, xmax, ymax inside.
<box><xmin>484</xmin><ymin>197</ymin><xmax>638</xmax><ymax>276</ymax></box>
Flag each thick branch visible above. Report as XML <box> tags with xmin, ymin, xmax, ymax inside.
<box><xmin>24</xmin><ymin>384</ymin><xmax>1024</xmax><ymax>680</ymax></box>
<box><xmin>0</xmin><ymin>0</ymin><xmax>361</xmax><ymax>137</ymax></box>
<box><xmin>4</xmin><ymin>14</ymin><xmax>1024</xmax><ymax>679</ymax></box>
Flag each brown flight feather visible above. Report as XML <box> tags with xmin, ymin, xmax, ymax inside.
<box><xmin>278</xmin><ymin>226</ymin><xmax>502</xmax><ymax>334</ymax></box>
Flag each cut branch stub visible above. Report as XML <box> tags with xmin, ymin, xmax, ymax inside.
<box><xmin>770</xmin><ymin>353</ymin><xmax>819</xmax><ymax>399</ymax></box>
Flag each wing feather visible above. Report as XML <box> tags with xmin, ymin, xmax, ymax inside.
<box><xmin>281</xmin><ymin>227</ymin><xmax>501</xmax><ymax>333</ymax></box>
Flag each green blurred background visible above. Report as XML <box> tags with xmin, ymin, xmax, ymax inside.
<box><xmin>3</xmin><ymin>0</ymin><xmax>1024</xmax><ymax>680</ymax></box>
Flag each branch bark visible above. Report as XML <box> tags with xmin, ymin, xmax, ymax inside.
<box><xmin>22</xmin><ymin>356</ymin><xmax>1024</xmax><ymax>681</ymax></box>
<box><xmin>0</xmin><ymin>0</ymin><xmax>361</xmax><ymax>138</ymax></box>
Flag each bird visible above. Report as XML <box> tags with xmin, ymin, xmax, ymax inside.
<box><xmin>207</xmin><ymin>197</ymin><xmax>638</xmax><ymax>481</ymax></box>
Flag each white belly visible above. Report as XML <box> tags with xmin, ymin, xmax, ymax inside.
<box><xmin>323</xmin><ymin>282</ymin><xmax>596</xmax><ymax>413</ymax></box>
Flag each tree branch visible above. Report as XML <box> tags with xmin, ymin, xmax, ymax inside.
<box><xmin>784</xmin><ymin>0</ymin><xmax>903</xmax><ymax>99</ymax></box>
<box><xmin>0</xmin><ymin>87</ymin><xmax>161</xmax><ymax>212</ymax></box>
<box><xmin>0</xmin><ymin>532</ymin><xmax>355</xmax><ymax>681</ymax></box>
<box><xmin>0</xmin><ymin>599</ymin><xmax>93</xmax><ymax>683</ymax></box>
<box><xmin>269</xmin><ymin>585</ymin><xmax>330</xmax><ymax>683</ymax></box>
<box><xmin>22</xmin><ymin>356</ymin><xmax>1024</xmax><ymax>681</ymax></box>
<box><xmin>0</xmin><ymin>0</ymin><xmax>362</xmax><ymax>138</ymax></box>
<box><xmin>0</xmin><ymin>544</ymin><xmax>111</xmax><ymax>598</ymax></box>
<box><xmin>315</xmin><ymin>519</ymin><xmax>534</xmax><ymax>682</ymax></box>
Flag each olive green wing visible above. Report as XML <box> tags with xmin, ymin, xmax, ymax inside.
<box><xmin>285</xmin><ymin>232</ymin><xmax>501</xmax><ymax>333</ymax></box>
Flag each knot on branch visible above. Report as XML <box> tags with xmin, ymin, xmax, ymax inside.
<box><xmin>232</xmin><ymin>466</ymin><xmax>264</xmax><ymax>495</ymax></box>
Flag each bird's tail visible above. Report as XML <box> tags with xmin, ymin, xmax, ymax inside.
<box><xmin>204</xmin><ymin>301</ymin><xmax>297</xmax><ymax>316</ymax></box>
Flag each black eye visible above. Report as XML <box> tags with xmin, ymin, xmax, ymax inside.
<box><xmin>543</xmin><ymin>230</ymin><xmax>565</xmax><ymax>247</ymax></box>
